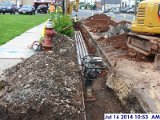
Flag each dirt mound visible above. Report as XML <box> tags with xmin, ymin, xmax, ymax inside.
<box><xmin>83</xmin><ymin>14</ymin><xmax>131</xmax><ymax>34</ymax></box>
<box><xmin>84</xmin><ymin>14</ymin><xmax>117</xmax><ymax>32</ymax></box>
<box><xmin>0</xmin><ymin>34</ymin><xmax>85</xmax><ymax>120</ymax></box>
<box><xmin>99</xmin><ymin>34</ymin><xmax>128</xmax><ymax>50</ymax></box>
<box><xmin>118</xmin><ymin>20</ymin><xmax>131</xmax><ymax>24</ymax></box>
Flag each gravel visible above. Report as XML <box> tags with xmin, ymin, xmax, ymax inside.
<box><xmin>0</xmin><ymin>34</ymin><xmax>85</xmax><ymax>120</ymax></box>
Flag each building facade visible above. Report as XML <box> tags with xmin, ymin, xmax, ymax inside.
<box><xmin>101</xmin><ymin>0</ymin><xmax>136</xmax><ymax>10</ymax></box>
<box><xmin>0</xmin><ymin>0</ymin><xmax>53</xmax><ymax>8</ymax></box>
<box><xmin>0</xmin><ymin>0</ymin><xmax>34</xmax><ymax>5</ymax></box>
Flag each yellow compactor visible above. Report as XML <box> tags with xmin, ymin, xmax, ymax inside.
<box><xmin>126</xmin><ymin>0</ymin><xmax>160</xmax><ymax>68</ymax></box>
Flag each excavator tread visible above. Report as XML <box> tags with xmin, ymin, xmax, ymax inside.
<box><xmin>128</xmin><ymin>32</ymin><xmax>160</xmax><ymax>44</ymax></box>
<box><xmin>126</xmin><ymin>32</ymin><xmax>160</xmax><ymax>56</ymax></box>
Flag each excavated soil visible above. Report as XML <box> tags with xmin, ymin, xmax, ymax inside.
<box><xmin>107</xmin><ymin>59</ymin><xmax>160</xmax><ymax>113</ymax></box>
<box><xmin>78</xmin><ymin>24</ymin><xmax>144</xmax><ymax>119</ymax></box>
<box><xmin>84</xmin><ymin>78</ymin><xmax>130</xmax><ymax>120</ymax></box>
<box><xmin>0</xmin><ymin>34</ymin><xmax>85</xmax><ymax>120</ymax></box>
<box><xmin>83</xmin><ymin>14</ymin><xmax>153</xmax><ymax>63</ymax></box>
<box><xmin>83</xmin><ymin>14</ymin><xmax>131</xmax><ymax>34</ymax></box>
<box><xmin>80</xmin><ymin>14</ymin><xmax>160</xmax><ymax>113</ymax></box>
<box><xmin>0</xmin><ymin>13</ymin><xmax>157</xmax><ymax>120</ymax></box>
<box><xmin>97</xmin><ymin>34</ymin><xmax>154</xmax><ymax>63</ymax></box>
<box><xmin>77</xmin><ymin>17</ymin><xmax>137</xmax><ymax>120</ymax></box>
<box><xmin>84</xmin><ymin>14</ymin><xmax>117</xmax><ymax>33</ymax></box>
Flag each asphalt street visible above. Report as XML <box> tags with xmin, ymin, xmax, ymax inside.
<box><xmin>72</xmin><ymin>9</ymin><xmax>135</xmax><ymax>22</ymax></box>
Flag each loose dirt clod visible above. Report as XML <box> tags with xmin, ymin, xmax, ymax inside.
<box><xmin>0</xmin><ymin>34</ymin><xmax>85</xmax><ymax>120</ymax></box>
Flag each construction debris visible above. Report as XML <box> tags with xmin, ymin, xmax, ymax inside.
<box><xmin>1</xmin><ymin>12</ymin><xmax>159</xmax><ymax>120</ymax></box>
<box><xmin>0</xmin><ymin>34</ymin><xmax>85</xmax><ymax>120</ymax></box>
<box><xmin>102</xmin><ymin>22</ymin><xmax>131</xmax><ymax>38</ymax></box>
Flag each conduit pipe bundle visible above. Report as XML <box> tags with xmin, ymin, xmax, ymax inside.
<box><xmin>75</xmin><ymin>31</ymin><xmax>88</xmax><ymax>66</ymax></box>
<box><xmin>75</xmin><ymin>30</ymin><xmax>88</xmax><ymax>120</ymax></box>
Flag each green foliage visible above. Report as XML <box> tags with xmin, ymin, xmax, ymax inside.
<box><xmin>52</xmin><ymin>14</ymin><xmax>74</xmax><ymax>37</ymax></box>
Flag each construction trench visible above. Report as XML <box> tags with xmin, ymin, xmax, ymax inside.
<box><xmin>0</xmin><ymin>14</ymin><xmax>159</xmax><ymax>120</ymax></box>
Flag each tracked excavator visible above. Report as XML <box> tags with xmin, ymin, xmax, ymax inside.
<box><xmin>126</xmin><ymin>0</ymin><xmax>160</xmax><ymax>68</ymax></box>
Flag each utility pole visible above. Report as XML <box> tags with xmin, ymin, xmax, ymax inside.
<box><xmin>62</xmin><ymin>0</ymin><xmax>65</xmax><ymax>15</ymax></box>
<box><xmin>120</xmin><ymin>0</ymin><xmax>122</xmax><ymax>9</ymax></box>
<box><xmin>101</xmin><ymin>0</ymin><xmax>102</xmax><ymax>10</ymax></box>
<box><xmin>104</xmin><ymin>0</ymin><xmax>105</xmax><ymax>10</ymax></box>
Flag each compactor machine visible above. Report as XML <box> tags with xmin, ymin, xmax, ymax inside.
<box><xmin>126</xmin><ymin>0</ymin><xmax>160</xmax><ymax>68</ymax></box>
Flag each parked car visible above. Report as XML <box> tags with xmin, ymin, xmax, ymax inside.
<box><xmin>103</xmin><ymin>8</ymin><xmax>110</xmax><ymax>13</ymax></box>
<box><xmin>112</xmin><ymin>8</ymin><xmax>120</xmax><ymax>14</ymax></box>
<box><xmin>36</xmin><ymin>4</ymin><xmax>48</xmax><ymax>14</ymax></box>
<box><xmin>109</xmin><ymin>7</ymin><xmax>116</xmax><ymax>12</ymax></box>
<box><xmin>126</xmin><ymin>8</ymin><xmax>136</xmax><ymax>14</ymax></box>
<box><xmin>18</xmin><ymin>5</ymin><xmax>35</xmax><ymax>15</ymax></box>
<box><xmin>0</xmin><ymin>1</ymin><xmax>17</xmax><ymax>14</ymax></box>
<box><xmin>0</xmin><ymin>2</ymin><xmax>2</xmax><ymax>13</ymax></box>
<box><xmin>120</xmin><ymin>7</ymin><xmax>132</xmax><ymax>13</ymax></box>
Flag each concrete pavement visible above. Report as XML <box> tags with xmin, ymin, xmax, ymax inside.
<box><xmin>0</xmin><ymin>23</ymin><xmax>44</xmax><ymax>75</ymax></box>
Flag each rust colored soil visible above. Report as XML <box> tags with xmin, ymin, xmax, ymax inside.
<box><xmin>85</xmin><ymin>78</ymin><xmax>128</xmax><ymax>120</ymax></box>
<box><xmin>84</xmin><ymin>14</ymin><xmax>117</xmax><ymax>33</ymax></box>
<box><xmin>118</xmin><ymin>20</ymin><xmax>131</xmax><ymax>24</ymax></box>
<box><xmin>99</xmin><ymin>34</ymin><xmax>128</xmax><ymax>50</ymax></box>
<box><xmin>97</xmin><ymin>34</ymin><xmax>154</xmax><ymax>62</ymax></box>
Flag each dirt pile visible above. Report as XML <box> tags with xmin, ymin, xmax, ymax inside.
<box><xmin>97</xmin><ymin>34</ymin><xmax>153</xmax><ymax>62</ymax></box>
<box><xmin>98</xmin><ymin>34</ymin><xmax>128</xmax><ymax>50</ymax></box>
<box><xmin>0</xmin><ymin>34</ymin><xmax>85</xmax><ymax>120</ymax></box>
<box><xmin>93</xmin><ymin>19</ymin><xmax>149</xmax><ymax>62</ymax></box>
<box><xmin>83</xmin><ymin>14</ymin><xmax>131</xmax><ymax>34</ymax></box>
<box><xmin>84</xmin><ymin>14</ymin><xmax>117</xmax><ymax>32</ymax></box>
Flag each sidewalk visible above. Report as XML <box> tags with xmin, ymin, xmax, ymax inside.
<box><xmin>0</xmin><ymin>23</ymin><xmax>44</xmax><ymax>75</ymax></box>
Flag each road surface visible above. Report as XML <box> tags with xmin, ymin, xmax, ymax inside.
<box><xmin>72</xmin><ymin>9</ymin><xmax>135</xmax><ymax>22</ymax></box>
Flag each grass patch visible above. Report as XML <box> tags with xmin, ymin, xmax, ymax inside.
<box><xmin>0</xmin><ymin>14</ymin><xmax>49</xmax><ymax>45</ymax></box>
